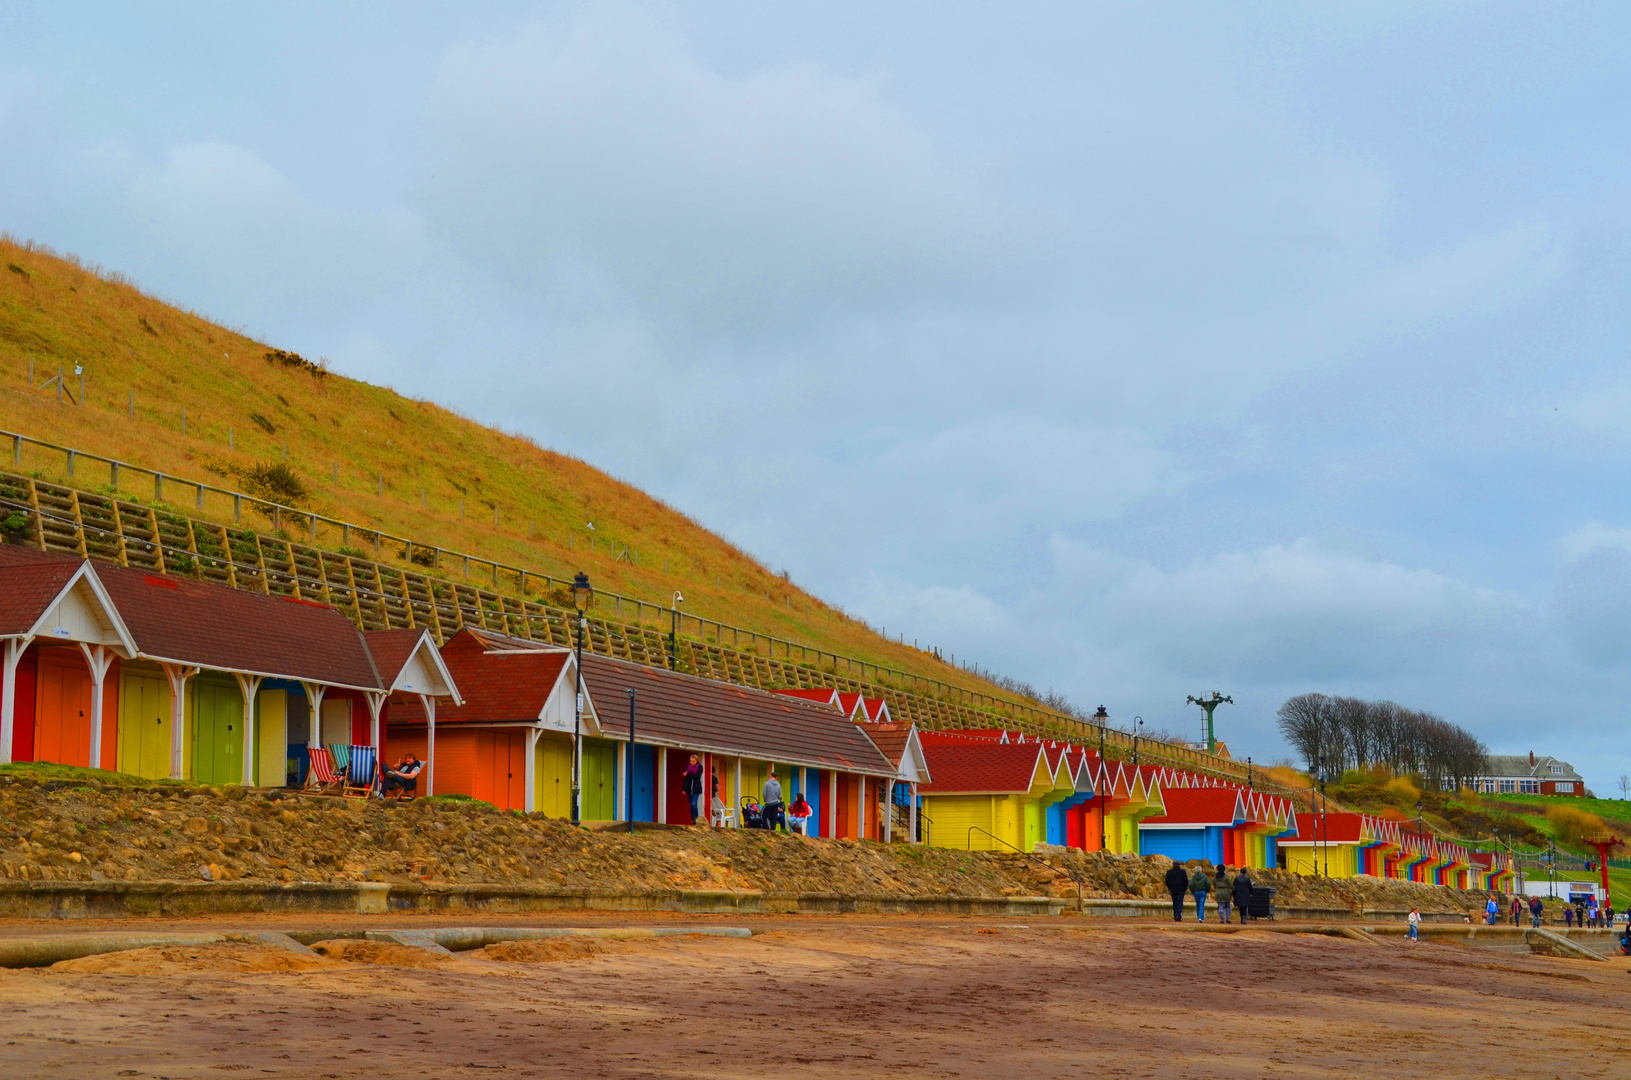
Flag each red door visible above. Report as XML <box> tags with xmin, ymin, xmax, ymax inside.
<box><xmin>666</xmin><ymin>750</ymin><xmax>698</xmax><ymax>825</ymax></box>
<box><xmin>836</xmin><ymin>774</ymin><xmax>854</xmax><ymax>839</ymax></box>
<box><xmin>10</xmin><ymin>645</ymin><xmax>38</xmax><ymax>763</ymax></box>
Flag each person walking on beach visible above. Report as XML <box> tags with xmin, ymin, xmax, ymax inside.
<box><xmin>1214</xmin><ymin>865</ymin><xmax>1234</xmax><ymax>925</ymax></box>
<box><xmin>1164</xmin><ymin>860</ymin><xmax>1190</xmax><ymax>922</ymax></box>
<box><xmin>1529</xmin><ymin>894</ymin><xmax>1543</xmax><ymax>928</ymax></box>
<box><xmin>1408</xmin><ymin>907</ymin><xmax>1421</xmax><ymax>942</ymax></box>
<box><xmin>681</xmin><ymin>754</ymin><xmax>704</xmax><ymax>825</ymax></box>
<box><xmin>1485</xmin><ymin>894</ymin><xmax>1498</xmax><ymax>926</ymax></box>
<box><xmin>1232</xmin><ymin>866</ymin><xmax>1254</xmax><ymax>923</ymax></box>
<box><xmin>1189</xmin><ymin>865</ymin><xmax>1211</xmax><ymax>922</ymax></box>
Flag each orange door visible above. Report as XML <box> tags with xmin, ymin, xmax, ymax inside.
<box><xmin>506</xmin><ymin>734</ymin><xmax>526</xmax><ymax>812</ymax></box>
<box><xmin>836</xmin><ymin>774</ymin><xmax>853</xmax><ymax>839</ymax></box>
<box><xmin>472</xmin><ymin>731</ymin><xmax>496</xmax><ymax>805</ymax></box>
<box><xmin>34</xmin><ymin>648</ymin><xmax>92</xmax><ymax>767</ymax></box>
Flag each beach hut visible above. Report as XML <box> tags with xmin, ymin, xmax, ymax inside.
<box><xmin>917</xmin><ymin>733</ymin><xmax>1057</xmax><ymax>852</ymax></box>
<box><xmin>0</xmin><ymin>549</ymin><xmax>135</xmax><ymax>769</ymax></box>
<box><xmin>585</xmin><ymin>653</ymin><xmax>896</xmax><ymax>835</ymax></box>
<box><xmin>854</xmin><ymin>720</ymin><xmax>931</xmax><ymax>841</ymax></box>
<box><xmin>1138</xmin><ymin>788</ymin><xmax>1251</xmax><ymax>865</ymax></box>
<box><xmin>388</xmin><ymin>628</ymin><xmax>597</xmax><ymax>814</ymax></box>
<box><xmin>1279</xmin><ymin>812</ymin><xmax>1369</xmax><ymax>877</ymax></box>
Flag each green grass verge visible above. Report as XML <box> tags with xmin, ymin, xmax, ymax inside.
<box><xmin>1483</xmin><ymin>792</ymin><xmax>1631</xmax><ymax>821</ymax></box>
<box><xmin>0</xmin><ymin>761</ymin><xmax>195</xmax><ymax>787</ymax></box>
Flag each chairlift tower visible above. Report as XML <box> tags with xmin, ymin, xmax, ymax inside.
<box><xmin>1186</xmin><ymin>692</ymin><xmax>1233</xmax><ymax>754</ymax></box>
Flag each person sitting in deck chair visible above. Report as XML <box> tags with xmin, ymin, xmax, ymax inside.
<box><xmin>382</xmin><ymin>754</ymin><xmax>422</xmax><ymax>798</ymax></box>
<box><xmin>788</xmin><ymin>792</ymin><xmax>813</xmax><ymax>836</ymax></box>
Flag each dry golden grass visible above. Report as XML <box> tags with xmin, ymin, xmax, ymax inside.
<box><xmin>0</xmin><ymin>235</ymin><xmax>999</xmax><ymax>696</ymax></box>
<box><xmin>1546</xmin><ymin>804</ymin><xmax>1608</xmax><ymax>846</ymax></box>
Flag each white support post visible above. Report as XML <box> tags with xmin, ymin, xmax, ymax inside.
<box><xmin>614</xmin><ymin>742</ymin><xmax>627</xmax><ymax>822</ymax></box>
<box><xmin>884</xmin><ymin>778</ymin><xmax>895</xmax><ymax>843</ymax></box>
<box><xmin>417</xmin><ymin>694</ymin><xmax>437</xmax><ymax>797</ymax></box>
<box><xmin>366</xmin><ymin>692</ymin><xmax>387</xmax><ymax>757</ymax></box>
<box><xmin>300</xmin><ymin>682</ymin><xmax>327</xmax><ymax>750</ymax></box>
<box><xmin>232</xmin><ymin>673</ymin><xmax>264</xmax><ymax>787</ymax></box>
<box><xmin>859</xmin><ymin>775</ymin><xmax>867</xmax><ymax>840</ymax></box>
<box><xmin>734</xmin><ymin>758</ymin><xmax>743</xmax><ymax>829</ymax></box>
<box><xmin>159</xmin><ymin>663</ymin><xmax>198</xmax><ymax>780</ymax></box>
<box><xmin>78</xmin><ymin>644</ymin><xmax>114</xmax><ymax>770</ymax></box>
<box><xmin>657</xmin><ymin>747</ymin><xmax>668</xmax><ymax>824</ymax></box>
<box><xmin>828</xmin><ymin>770</ymin><xmax>838</xmax><ymax>838</ymax></box>
<box><xmin>0</xmin><ymin>637</ymin><xmax>28</xmax><ymax>765</ymax></box>
<box><xmin>909</xmin><ymin>783</ymin><xmax>918</xmax><ymax>844</ymax></box>
<box><xmin>524</xmin><ymin>728</ymin><xmax>540</xmax><ymax>813</ymax></box>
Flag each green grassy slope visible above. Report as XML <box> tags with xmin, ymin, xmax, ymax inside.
<box><xmin>0</xmin><ymin>235</ymin><xmax>999</xmax><ymax>697</ymax></box>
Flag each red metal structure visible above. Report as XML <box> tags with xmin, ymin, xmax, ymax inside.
<box><xmin>1586</xmin><ymin>836</ymin><xmax>1621</xmax><ymax>904</ymax></box>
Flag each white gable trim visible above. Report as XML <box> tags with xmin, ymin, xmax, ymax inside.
<box><xmin>23</xmin><ymin>563</ymin><xmax>136</xmax><ymax>655</ymax></box>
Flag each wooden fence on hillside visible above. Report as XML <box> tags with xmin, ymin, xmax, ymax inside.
<box><xmin>0</xmin><ymin>464</ymin><xmax>1253</xmax><ymax>784</ymax></box>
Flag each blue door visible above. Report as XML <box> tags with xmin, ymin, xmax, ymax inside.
<box><xmin>805</xmin><ymin>769</ymin><xmax>823</xmax><ymax>837</ymax></box>
<box><xmin>632</xmin><ymin>745</ymin><xmax>657</xmax><ymax>821</ymax></box>
<box><xmin>1141</xmin><ymin>828</ymin><xmax>1206</xmax><ymax>863</ymax></box>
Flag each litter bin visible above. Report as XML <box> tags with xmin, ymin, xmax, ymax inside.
<box><xmin>1249</xmin><ymin>885</ymin><xmax>1277</xmax><ymax>921</ymax></box>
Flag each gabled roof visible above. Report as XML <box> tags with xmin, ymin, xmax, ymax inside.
<box><xmin>398</xmin><ymin>629</ymin><xmax>584</xmax><ymax>728</ymax></box>
<box><xmin>1482</xmin><ymin>754</ymin><xmax>1583</xmax><ymax>781</ymax></box>
<box><xmin>773</xmin><ymin>688</ymin><xmax>844</xmax><ymax>709</ymax></box>
<box><xmin>363</xmin><ymin>628</ymin><xmax>462</xmax><ymax>703</ymax></box>
<box><xmin>583</xmin><ymin>653</ymin><xmax>895</xmax><ymax>777</ymax></box>
<box><xmin>0</xmin><ymin>548</ymin><xmax>134</xmax><ymax>653</ymax></box>
<box><xmin>918</xmin><ymin>740</ymin><xmax>1048</xmax><ymax>795</ymax></box>
<box><xmin>856</xmin><ymin>722</ymin><xmax>931</xmax><ymax>784</ymax></box>
<box><xmin>1283</xmin><ymin>812</ymin><xmax>1366</xmax><ymax>845</ymax></box>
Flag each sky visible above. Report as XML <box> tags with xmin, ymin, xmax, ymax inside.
<box><xmin>4</xmin><ymin>3</ymin><xmax>1631</xmax><ymax>791</ymax></box>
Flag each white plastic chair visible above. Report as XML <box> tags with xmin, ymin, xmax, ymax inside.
<box><xmin>710</xmin><ymin>797</ymin><xmax>735</xmax><ymax>828</ymax></box>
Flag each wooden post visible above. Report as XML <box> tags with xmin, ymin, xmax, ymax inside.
<box><xmin>160</xmin><ymin>663</ymin><xmax>199</xmax><ymax>780</ymax></box>
<box><xmin>301</xmin><ymin>682</ymin><xmax>328</xmax><ymax>753</ymax></box>
<box><xmin>228</xmin><ymin>426</ymin><xmax>233</xmax><ymax>450</ymax></box>
<box><xmin>0</xmin><ymin>638</ymin><xmax>29</xmax><ymax>765</ymax></box>
<box><xmin>657</xmin><ymin>747</ymin><xmax>668</xmax><ymax>824</ymax></box>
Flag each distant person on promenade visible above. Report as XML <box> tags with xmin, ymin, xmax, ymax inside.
<box><xmin>1564</xmin><ymin>905</ymin><xmax>1574</xmax><ymax>928</ymax></box>
<box><xmin>681</xmin><ymin>754</ymin><xmax>704</xmax><ymax>825</ymax></box>
<box><xmin>1510</xmin><ymin>895</ymin><xmax>1523</xmax><ymax>927</ymax></box>
<box><xmin>1485</xmin><ymin>895</ymin><xmax>1498</xmax><ymax>926</ymax></box>
<box><xmin>1189</xmin><ymin>865</ymin><xmax>1211</xmax><ymax>922</ymax></box>
<box><xmin>1214</xmin><ymin>865</ymin><xmax>1234</xmax><ymax>924</ymax></box>
<box><xmin>1164</xmin><ymin>861</ymin><xmax>1190</xmax><ymax>922</ymax></box>
<box><xmin>1529</xmin><ymin>895</ymin><xmax>1543</xmax><ymax>928</ymax></box>
<box><xmin>1232</xmin><ymin>867</ymin><xmax>1254</xmax><ymax>923</ymax></box>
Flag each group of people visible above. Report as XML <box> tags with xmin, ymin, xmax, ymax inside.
<box><xmin>1562</xmin><ymin>899</ymin><xmax>1614</xmax><ymax>928</ymax></box>
<box><xmin>1488</xmin><ymin>893</ymin><xmax>1545</xmax><ymax>928</ymax></box>
<box><xmin>1164</xmin><ymin>860</ymin><xmax>1256</xmax><ymax>923</ymax></box>
<box><xmin>679</xmin><ymin>756</ymin><xmax>813</xmax><ymax>835</ymax></box>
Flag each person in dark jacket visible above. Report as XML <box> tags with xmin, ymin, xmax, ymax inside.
<box><xmin>1232</xmin><ymin>867</ymin><xmax>1254</xmax><ymax>922</ymax></box>
<box><xmin>680</xmin><ymin>754</ymin><xmax>704</xmax><ymax>824</ymax></box>
<box><xmin>1164</xmin><ymin>861</ymin><xmax>1190</xmax><ymax>922</ymax></box>
<box><xmin>1214</xmin><ymin>866</ymin><xmax>1234</xmax><ymax>924</ymax></box>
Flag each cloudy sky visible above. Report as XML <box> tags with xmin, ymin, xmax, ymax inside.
<box><xmin>5</xmin><ymin>4</ymin><xmax>1631</xmax><ymax>788</ymax></box>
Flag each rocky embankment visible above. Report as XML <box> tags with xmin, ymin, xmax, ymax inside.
<box><xmin>0</xmin><ymin>775</ymin><xmax>1499</xmax><ymax>913</ymax></box>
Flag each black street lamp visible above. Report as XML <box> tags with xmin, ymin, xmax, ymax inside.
<box><xmin>1132</xmin><ymin>716</ymin><xmax>1144</xmax><ymax>767</ymax></box>
<box><xmin>668</xmin><ymin>591</ymin><xmax>683</xmax><ymax>671</ymax></box>
<box><xmin>1247</xmin><ymin>756</ymin><xmax>1253</xmax><ymax>791</ymax></box>
<box><xmin>570</xmin><ymin>571</ymin><xmax>593</xmax><ymax>827</ymax></box>
<box><xmin>1093</xmin><ymin>705</ymin><xmax>1108</xmax><ymax>853</ymax></box>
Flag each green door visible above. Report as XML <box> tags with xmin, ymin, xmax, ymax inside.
<box><xmin>1023</xmin><ymin>800</ymin><xmax>1042</xmax><ymax>852</ymax></box>
<box><xmin>192</xmin><ymin>679</ymin><xmax>243</xmax><ymax>786</ymax></box>
<box><xmin>118</xmin><ymin>667</ymin><xmax>170</xmax><ymax>780</ymax></box>
<box><xmin>583</xmin><ymin>738</ymin><xmax>617</xmax><ymax>821</ymax></box>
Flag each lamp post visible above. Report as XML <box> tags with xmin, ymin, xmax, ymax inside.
<box><xmin>668</xmin><ymin>592</ymin><xmax>683</xmax><ymax>671</ymax></box>
<box><xmin>1132</xmin><ymin>716</ymin><xmax>1144</xmax><ymax>767</ymax></box>
<box><xmin>626</xmin><ymin>688</ymin><xmax>636</xmax><ymax>833</ymax></box>
<box><xmin>1093</xmin><ymin>705</ymin><xmax>1108</xmax><ymax>853</ymax></box>
<box><xmin>1247</xmin><ymin>756</ymin><xmax>1253</xmax><ymax>791</ymax></box>
<box><xmin>570</xmin><ymin>572</ymin><xmax>593</xmax><ymax>827</ymax></box>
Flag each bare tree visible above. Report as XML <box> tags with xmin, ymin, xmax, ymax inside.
<box><xmin>1276</xmin><ymin>693</ymin><xmax>1347</xmax><ymax>782</ymax></box>
<box><xmin>1277</xmin><ymin>694</ymin><xmax>1487</xmax><ymax>791</ymax></box>
<box><xmin>1618</xmin><ymin>774</ymin><xmax>1630</xmax><ymax>801</ymax></box>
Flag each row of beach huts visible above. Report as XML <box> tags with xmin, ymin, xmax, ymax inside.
<box><xmin>0</xmin><ymin>544</ymin><xmax>1513</xmax><ymax>891</ymax></box>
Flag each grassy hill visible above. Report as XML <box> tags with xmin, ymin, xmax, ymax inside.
<box><xmin>0</xmin><ymin>235</ymin><xmax>1001</xmax><ymax>698</ymax></box>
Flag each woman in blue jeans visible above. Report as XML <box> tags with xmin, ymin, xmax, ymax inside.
<box><xmin>681</xmin><ymin>754</ymin><xmax>704</xmax><ymax>824</ymax></box>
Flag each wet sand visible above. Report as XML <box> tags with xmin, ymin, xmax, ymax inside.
<box><xmin>0</xmin><ymin>920</ymin><xmax>1623</xmax><ymax>1078</ymax></box>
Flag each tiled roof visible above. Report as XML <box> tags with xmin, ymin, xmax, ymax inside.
<box><xmin>395</xmin><ymin>629</ymin><xmax>570</xmax><ymax>723</ymax></box>
<box><xmin>362</xmin><ymin>628</ymin><xmax>429</xmax><ymax>687</ymax></box>
<box><xmin>0</xmin><ymin>548</ymin><xmax>81</xmax><ymax>635</ymax></box>
<box><xmin>1140</xmin><ymin>788</ymin><xmax>1244</xmax><ymax>827</ymax></box>
<box><xmin>772</xmin><ymin>688</ymin><xmax>844</xmax><ymax>709</ymax></box>
<box><xmin>583</xmin><ymin>653</ymin><xmax>895</xmax><ymax>776</ymax></box>
<box><xmin>918</xmin><ymin>740</ymin><xmax>1045</xmax><ymax>794</ymax></box>
<box><xmin>1482</xmin><ymin>754</ymin><xmax>1582</xmax><ymax>781</ymax></box>
<box><xmin>1285</xmin><ymin>812</ymin><xmax>1365</xmax><ymax>845</ymax></box>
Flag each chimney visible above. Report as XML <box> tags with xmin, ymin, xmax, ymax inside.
<box><xmin>1529</xmin><ymin>750</ymin><xmax>1535</xmax><ymax>767</ymax></box>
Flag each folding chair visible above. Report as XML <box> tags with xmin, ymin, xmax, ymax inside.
<box><xmin>328</xmin><ymin>743</ymin><xmax>351</xmax><ymax>776</ymax></box>
<box><xmin>305</xmin><ymin>746</ymin><xmax>345</xmax><ymax>795</ymax></box>
<box><xmin>343</xmin><ymin>745</ymin><xmax>377</xmax><ymax>799</ymax></box>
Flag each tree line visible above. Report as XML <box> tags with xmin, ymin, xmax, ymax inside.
<box><xmin>1276</xmin><ymin>693</ymin><xmax>1488</xmax><ymax>792</ymax></box>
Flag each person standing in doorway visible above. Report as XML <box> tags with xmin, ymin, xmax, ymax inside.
<box><xmin>1214</xmin><ymin>865</ymin><xmax>1234</xmax><ymax>925</ymax></box>
<box><xmin>1164</xmin><ymin>860</ymin><xmax>1190</xmax><ymax>922</ymax></box>
<box><xmin>1189</xmin><ymin>864</ymin><xmax>1211</xmax><ymax>923</ymax></box>
<box><xmin>681</xmin><ymin>754</ymin><xmax>704</xmax><ymax>825</ymax></box>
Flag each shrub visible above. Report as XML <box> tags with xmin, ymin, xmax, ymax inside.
<box><xmin>1546</xmin><ymin>804</ymin><xmax>1606</xmax><ymax>846</ymax></box>
<box><xmin>1384</xmin><ymin>776</ymin><xmax>1422</xmax><ymax>805</ymax></box>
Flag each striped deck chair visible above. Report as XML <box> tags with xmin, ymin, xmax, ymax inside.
<box><xmin>328</xmin><ymin>743</ymin><xmax>351</xmax><ymax>775</ymax></box>
<box><xmin>306</xmin><ymin>746</ymin><xmax>345</xmax><ymax>794</ymax></box>
<box><xmin>343</xmin><ymin>745</ymin><xmax>377</xmax><ymax>799</ymax></box>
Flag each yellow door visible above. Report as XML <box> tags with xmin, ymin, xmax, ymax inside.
<box><xmin>535</xmin><ymin>735</ymin><xmax>574</xmax><ymax>818</ymax></box>
<box><xmin>256</xmin><ymin>689</ymin><xmax>288</xmax><ymax>788</ymax></box>
<box><xmin>117</xmin><ymin>667</ymin><xmax>170</xmax><ymax>780</ymax></box>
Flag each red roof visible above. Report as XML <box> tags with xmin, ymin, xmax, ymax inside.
<box><xmin>363</xmin><ymin>628</ymin><xmax>432</xmax><ymax>686</ymax></box>
<box><xmin>1286</xmin><ymin>812</ymin><xmax>1365</xmax><ymax>844</ymax></box>
<box><xmin>397</xmin><ymin>629</ymin><xmax>570</xmax><ymax>723</ymax></box>
<box><xmin>0</xmin><ymin>549</ymin><xmax>81</xmax><ymax>635</ymax></box>
<box><xmin>772</xmin><ymin>688</ymin><xmax>844</xmax><ymax>708</ymax></box>
<box><xmin>918</xmin><ymin>740</ymin><xmax>1045</xmax><ymax>794</ymax></box>
<box><xmin>1140</xmin><ymin>788</ymin><xmax>1245</xmax><ymax>827</ymax></box>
